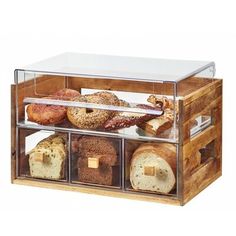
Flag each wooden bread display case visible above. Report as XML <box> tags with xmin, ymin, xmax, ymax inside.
<box><xmin>11</xmin><ymin>53</ymin><xmax>222</xmax><ymax>205</ymax></box>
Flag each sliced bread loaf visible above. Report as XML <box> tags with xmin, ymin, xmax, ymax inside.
<box><xmin>29</xmin><ymin>135</ymin><xmax>66</xmax><ymax>180</ymax></box>
<box><xmin>130</xmin><ymin>143</ymin><xmax>176</xmax><ymax>194</ymax></box>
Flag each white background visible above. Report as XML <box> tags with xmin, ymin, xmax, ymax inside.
<box><xmin>0</xmin><ymin>0</ymin><xmax>235</xmax><ymax>235</ymax></box>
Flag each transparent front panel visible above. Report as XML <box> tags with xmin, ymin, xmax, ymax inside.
<box><xmin>125</xmin><ymin>139</ymin><xmax>178</xmax><ymax>197</ymax></box>
<box><xmin>71</xmin><ymin>134</ymin><xmax>121</xmax><ymax>188</ymax></box>
<box><xmin>16</xmin><ymin>71</ymin><xmax>179</xmax><ymax>142</ymax></box>
<box><xmin>17</xmin><ymin>128</ymin><xmax>68</xmax><ymax>182</ymax></box>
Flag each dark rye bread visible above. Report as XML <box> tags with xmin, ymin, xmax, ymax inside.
<box><xmin>76</xmin><ymin>136</ymin><xmax>119</xmax><ymax>185</ymax></box>
<box><xmin>78</xmin><ymin>158</ymin><xmax>119</xmax><ymax>186</ymax></box>
<box><xmin>77</xmin><ymin>136</ymin><xmax>119</xmax><ymax>165</ymax></box>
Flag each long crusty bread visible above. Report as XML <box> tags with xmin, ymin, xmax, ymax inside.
<box><xmin>29</xmin><ymin>135</ymin><xmax>66</xmax><ymax>180</ymax></box>
<box><xmin>130</xmin><ymin>143</ymin><xmax>176</xmax><ymax>194</ymax></box>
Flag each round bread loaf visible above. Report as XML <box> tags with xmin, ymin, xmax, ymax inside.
<box><xmin>26</xmin><ymin>89</ymin><xmax>80</xmax><ymax>125</ymax></box>
<box><xmin>130</xmin><ymin>143</ymin><xmax>176</xmax><ymax>194</ymax></box>
<box><xmin>27</xmin><ymin>96</ymin><xmax>67</xmax><ymax>125</ymax></box>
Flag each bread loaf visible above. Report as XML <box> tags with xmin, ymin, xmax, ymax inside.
<box><xmin>130</xmin><ymin>143</ymin><xmax>176</xmax><ymax>194</ymax></box>
<box><xmin>76</xmin><ymin>136</ymin><xmax>119</xmax><ymax>185</ymax></box>
<box><xmin>77</xmin><ymin>136</ymin><xmax>118</xmax><ymax>165</ymax></box>
<box><xmin>78</xmin><ymin>157</ymin><xmax>119</xmax><ymax>186</ymax></box>
<box><xmin>29</xmin><ymin>135</ymin><xmax>66</xmax><ymax>180</ymax></box>
<box><xmin>138</xmin><ymin>109</ymin><xmax>174</xmax><ymax>136</ymax></box>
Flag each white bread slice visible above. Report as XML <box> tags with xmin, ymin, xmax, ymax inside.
<box><xmin>130</xmin><ymin>143</ymin><xmax>176</xmax><ymax>194</ymax></box>
<box><xmin>29</xmin><ymin>135</ymin><xmax>66</xmax><ymax>180</ymax></box>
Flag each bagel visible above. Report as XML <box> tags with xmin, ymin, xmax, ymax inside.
<box><xmin>53</xmin><ymin>88</ymin><xmax>81</xmax><ymax>100</ymax></box>
<box><xmin>93</xmin><ymin>91</ymin><xmax>120</xmax><ymax>106</ymax></box>
<box><xmin>26</xmin><ymin>89</ymin><xmax>80</xmax><ymax>125</ymax></box>
<box><xmin>67</xmin><ymin>94</ymin><xmax>113</xmax><ymax>129</ymax></box>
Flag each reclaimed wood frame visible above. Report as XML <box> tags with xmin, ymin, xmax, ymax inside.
<box><xmin>11</xmin><ymin>75</ymin><xmax>222</xmax><ymax>205</ymax></box>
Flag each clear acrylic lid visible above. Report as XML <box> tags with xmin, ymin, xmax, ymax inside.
<box><xmin>20</xmin><ymin>52</ymin><xmax>215</xmax><ymax>83</ymax></box>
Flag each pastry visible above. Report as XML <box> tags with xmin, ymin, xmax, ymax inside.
<box><xmin>147</xmin><ymin>95</ymin><xmax>174</xmax><ymax>109</ymax></box>
<box><xmin>130</xmin><ymin>143</ymin><xmax>176</xmax><ymax>194</ymax></box>
<box><xmin>28</xmin><ymin>135</ymin><xmax>66</xmax><ymax>180</ymax></box>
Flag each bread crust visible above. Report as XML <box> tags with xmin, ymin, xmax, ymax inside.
<box><xmin>132</xmin><ymin>143</ymin><xmax>176</xmax><ymax>174</ymax></box>
<box><xmin>76</xmin><ymin>136</ymin><xmax>119</xmax><ymax>186</ymax></box>
<box><xmin>77</xmin><ymin>136</ymin><xmax>118</xmax><ymax>166</ymax></box>
<box><xmin>130</xmin><ymin>143</ymin><xmax>176</xmax><ymax>194</ymax></box>
<box><xmin>28</xmin><ymin>135</ymin><xmax>66</xmax><ymax>180</ymax></box>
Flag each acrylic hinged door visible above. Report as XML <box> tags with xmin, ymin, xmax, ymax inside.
<box><xmin>16</xmin><ymin>128</ymin><xmax>69</xmax><ymax>183</ymax></box>
<box><xmin>15</xmin><ymin>70</ymin><xmax>179</xmax><ymax>143</ymax></box>
<box><xmin>70</xmin><ymin>134</ymin><xmax>122</xmax><ymax>189</ymax></box>
<box><xmin>124</xmin><ymin>139</ymin><xmax>179</xmax><ymax>197</ymax></box>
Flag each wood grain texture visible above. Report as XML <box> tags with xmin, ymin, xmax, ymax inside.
<box><xmin>182</xmin><ymin>81</ymin><xmax>222</xmax><ymax>204</ymax></box>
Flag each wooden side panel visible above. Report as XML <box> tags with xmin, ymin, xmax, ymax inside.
<box><xmin>182</xmin><ymin>80</ymin><xmax>222</xmax><ymax>204</ymax></box>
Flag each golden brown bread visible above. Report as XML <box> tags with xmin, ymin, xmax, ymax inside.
<box><xmin>26</xmin><ymin>89</ymin><xmax>80</xmax><ymax>125</ymax></box>
<box><xmin>130</xmin><ymin>143</ymin><xmax>176</xmax><ymax>194</ymax></box>
<box><xmin>28</xmin><ymin>135</ymin><xmax>67</xmax><ymax>180</ymax></box>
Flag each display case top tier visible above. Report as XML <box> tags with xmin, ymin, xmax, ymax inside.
<box><xmin>16</xmin><ymin>52</ymin><xmax>215</xmax><ymax>82</ymax></box>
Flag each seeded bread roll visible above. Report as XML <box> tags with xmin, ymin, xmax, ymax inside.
<box><xmin>28</xmin><ymin>135</ymin><xmax>66</xmax><ymax>180</ymax></box>
<box><xmin>130</xmin><ymin>143</ymin><xmax>176</xmax><ymax>194</ymax></box>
